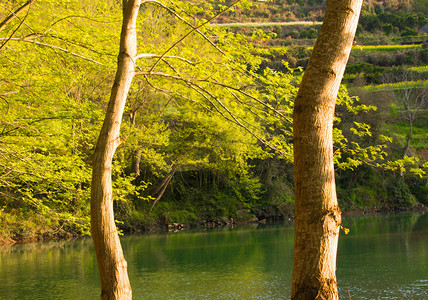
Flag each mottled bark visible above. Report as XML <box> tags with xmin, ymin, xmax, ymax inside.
<box><xmin>90</xmin><ymin>1</ymin><xmax>141</xmax><ymax>299</ymax></box>
<box><xmin>291</xmin><ymin>0</ymin><xmax>363</xmax><ymax>299</ymax></box>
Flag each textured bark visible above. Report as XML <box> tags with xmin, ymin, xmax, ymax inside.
<box><xmin>291</xmin><ymin>1</ymin><xmax>363</xmax><ymax>299</ymax></box>
<box><xmin>90</xmin><ymin>1</ymin><xmax>141</xmax><ymax>299</ymax></box>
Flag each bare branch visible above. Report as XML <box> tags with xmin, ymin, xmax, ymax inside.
<box><xmin>148</xmin><ymin>164</ymin><xmax>177</xmax><ymax>214</ymax></box>
<box><xmin>141</xmin><ymin>72</ymin><xmax>292</xmax><ymax>157</ymax></box>
<box><xmin>144</xmin><ymin>0</ymin><xmax>227</xmax><ymax>57</ymax></box>
<box><xmin>0</xmin><ymin>37</ymin><xmax>104</xmax><ymax>65</ymax></box>
<box><xmin>0</xmin><ymin>91</ymin><xmax>18</xmax><ymax>96</ymax></box>
<box><xmin>47</xmin><ymin>14</ymin><xmax>121</xmax><ymax>31</ymax></box>
<box><xmin>0</xmin><ymin>2</ymin><xmax>32</xmax><ymax>51</ymax></box>
<box><xmin>135</xmin><ymin>70</ymin><xmax>291</xmax><ymax>121</ymax></box>
<box><xmin>143</xmin><ymin>75</ymin><xmax>218</xmax><ymax>116</ymax></box>
<box><xmin>29</xmin><ymin>33</ymin><xmax>116</xmax><ymax>57</ymax></box>
<box><xmin>0</xmin><ymin>0</ymin><xmax>35</xmax><ymax>32</ymax></box>
<box><xmin>135</xmin><ymin>53</ymin><xmax>195</xmax><ymax>66</ymax></box>
<box><xmin>199</xmin><ymin>78</ymin><xmax>292</xmax><ymax>122</ymax></box>
<box><xmin>148</xmin><ymin>0</ymin><xmax>243</xmax><ymax>73</ymax></box>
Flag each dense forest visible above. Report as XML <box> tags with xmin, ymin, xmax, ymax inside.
<box><xmin>0</xmin><ymin>0</ymin><xmax>427</xmax><ymax>243</ymax></box>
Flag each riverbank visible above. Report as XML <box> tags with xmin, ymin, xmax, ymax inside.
<box><xmin>2</xmin><ymin>204</ymin><xmax>426</xmax><ymax>246</ymax></box>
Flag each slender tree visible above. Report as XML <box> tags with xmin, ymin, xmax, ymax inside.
<box><xmin>383</xmin><ymin>69</ymin><xmax>427</xmax><ymax>158</ymax></box>
<box><xmin>91</xmin><ymin>0</ymin><xmax>141</xmax><ymax>299</ymax></box>
<box><xmin>291</xmin><ymin>0</ymin><xmax>363</xmax><ymax>299</ymax></box>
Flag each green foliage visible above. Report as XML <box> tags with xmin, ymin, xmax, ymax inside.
<box><xmin>362</xmin><ymin>80</ymin><xmax>428</xmax><ymax>92</ymax></box>
<box><xmin>353</xmin><ymin>44</ymin><xmax>422</xmax><ymax>52</ymax></box>
<box><xmin>1</xmin><ymin>0</ymin><xmax>426</xmax><ymax>241</ymax></box>
<box><xmin>1</xmin><ymin>0</ymin><xmax>119</xmax><ymax>237</ymax></box>
<box><xmin>358</xmin><ymin>9</ymin><xmax>426</xmax><ymax>35</ymax></box>
<box><xmin>336</xmin><ymin>166</ymin><xmax>419</xmax><ymax>211</ymax></box>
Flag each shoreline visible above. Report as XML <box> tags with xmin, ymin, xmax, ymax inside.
<box><xmin>1</xmin><ymin>205</ymin><xmax>426</xmax><ymax>246</ymax></box>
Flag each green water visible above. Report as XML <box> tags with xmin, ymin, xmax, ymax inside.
<box><xmin>0</xmin><ymin>212</ymin><xmax>427</xmax><ymax>299</ymax></box>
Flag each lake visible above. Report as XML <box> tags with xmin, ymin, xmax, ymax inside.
<box><xmin>0</xmin><ymin>212</ymin><xmax>427</xmax><ymax>299</ymax></box>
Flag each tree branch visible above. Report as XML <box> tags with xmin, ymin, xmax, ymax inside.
<box><xmin>135</xmin><ymin>70</ymin><xmax>291</xmax><ymax>121</ymax></box>
<box><xmin>0</xmin><ymin>37</ymin><xmax>104</xmax><ymax>65</ymax></box>
<box><xmin>0</xmin><ymin>0</ymin><xmax>35</xmax><ymax>32</ymax></box>
<box><xmin>148</xmin><ymin>165</ymin><xmax>177</xmax><ymax>214</ymax></box>
<box><xmin>0</xmin><ymin>2</ymin><xmax>32</xmax><ymax>51</ymax></box>
<box><xmin>148</xmin><ymin>0</ymin><xmax>242</xmax><ymax>73</ymax></box>
<box><xmin>140</xmin><ymin>72</ymin><xmax>292</xmax><ymax>157</ymax></box>
<box><xmin>135</xmin><ymin>53</ymin><xmax>195</xmax><ymax>66</ymax></box>
<box><xmin>144</xmin><ymin>0</ymin><xmax>228</xmax><ymax>57</ymax></box>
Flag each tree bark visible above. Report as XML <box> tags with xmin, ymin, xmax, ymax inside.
<box><xmin>403</xmin><ymin>118</ymin><xmax>412</xmax><ymax>157</ymax></box>
<box><xmin>291</xmin><ymin>1</ymin><xmax>362</xmax><ymax>299</ymax></box>
<box><xmin>90</xmin><ymin>1</ymin><xmax>141</xmax><ymax>299</ymax></box>
<box><xmin>133</xmin><ymin>149</ymin><xmax>142</xmax><ymax>175</ymax></box>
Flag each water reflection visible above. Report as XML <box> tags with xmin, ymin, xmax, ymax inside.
<box><xmin>0</xmin><ymin>239</ymin><xmax>100</xmax><ymax>299</ymax></box>
<box><xmin>123</xmin><ymin>225</ymin><xmax>295</xmax><ymax>299</ymax></box>
<box><xmin>0</xmin><ymin>212</ymin><xmax>426</xmax><ymax>299</ymax></box>
<box><xmin>338</xmin><ymin>212</ymin><xmax>428</xmax><ymax>299</ymax></box>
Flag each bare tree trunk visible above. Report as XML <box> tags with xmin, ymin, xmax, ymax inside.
<box><xmin>133</xmin><ymin>149</ymin><xmax>142</xmax><ymax>175</ymax></box>
<box><xmin>382</xmin><ymin>70</ymin><xmax>426</xmax><ymax>160</ymax></box>
<box><xmin>291</xmin><ymin>0</ymin><xmax>362</xmax><ymax>299</ymax></box>
<box><xmin>91</xmin><ymin>1</ymin><xmax>141</xmax><ymax>299</ymax></box>
<box><xmin>403</xmin><ymin>118</ymin><xmax>413</xmax><ymax>157</ymax></box>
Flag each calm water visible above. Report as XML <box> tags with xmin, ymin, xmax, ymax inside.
<box><xmin>0</xmin><ymin>212</ymin><xmax>427</xmax><ymax>299</ymax></box>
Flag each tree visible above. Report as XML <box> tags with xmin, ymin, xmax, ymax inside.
<box><xmin>291</xmin><ymin>0</ymin><xmax>363</xmax><ymax>299</ymax></box>
<box><xmin>90</xmin><ymin>0</ymin><xmax>141</xmax><ymax>299</ymax></box>
<box><xmin>383</xmin><ymin>69</ymin><xmax>427</xmax><ymax>158</ymax></box>
<box><xmin>0</xmin><ymin>0</ymin><xmax>117</xmax><ymax>238</ymax></box>
<box><xmin>89</xmin><ymin>1</ymin><xmax>284</xmax><ymax>297</ymax></box>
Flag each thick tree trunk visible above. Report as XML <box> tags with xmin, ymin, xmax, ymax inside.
<box><xmin>291</xmin><ymin>1</ymin><xmax>362</xmax><ymax>299</ymax></box>
<box><xmin>90</xmin><ymin>1</ymin><xmax>141</xmax><ymax>299</ymax></box>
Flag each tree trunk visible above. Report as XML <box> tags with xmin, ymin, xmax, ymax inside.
<box><xmin>90</xmin><ymin>1</ymin><xmax>141</xmax><ymax>299</ymax></box>
<box><xmin>403</xmin><ymin>118</ymin><xmax>413</xmax><ymax>157</ymax></box>
<box><xmin>291</xmin><ymin>1</ymin><xmax>362</xmax><ymax>299</ymax></box>
<box><xmin>133</xmin><ymin>149</ymin><xmax>142</xmax><ymax>175</ymax></box>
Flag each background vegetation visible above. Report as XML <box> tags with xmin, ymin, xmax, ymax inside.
<box><xmin>0</xmin><ymin>0</ymin><xmax>426</xmax><ymax>243</ymax></box>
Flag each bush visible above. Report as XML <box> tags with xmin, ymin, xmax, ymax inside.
<box><xmin>401</xmin><ymin>28</ymin><xmax>418</xmax><ymax>37</ymax></box>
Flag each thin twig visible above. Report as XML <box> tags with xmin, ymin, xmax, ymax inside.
<box><xmin>135</xmin><ymin>53</ymin><xmax>195</xmax><ymax>65</ymax></box>
<box><xmin>0</xmin><ymin>0</ymin><xmax>35</xmax><ymax>31</ymax></box>
<box><xmin>144</xmin><ymin>0</ymin><xmax>228</xmax><ymax>57</ymax></box>
<box><xmin>148</xmin><ymin>0</ymin><xmax>243</xmax><ymax>73</ymax></box>
<box><xmin>0</xmin><ymin>37</ymin><xmax>104</xmax><ymax>65</ymax></box>
<box><xmin>0</xmin><ymin>2</ymin><xmax>32</xmax><ymax>51</ymax></box>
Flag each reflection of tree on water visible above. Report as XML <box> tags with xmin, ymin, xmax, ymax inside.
<box><xmin>337</xmin><ymin>212</ymin><xmax>428</xmax><ymax>299</ymax></box>
<box><xmin>341</xmin><ymin>211</ymin><xmax>426</xmax><ymax>235</ymax></box>
<box><xmin>411</xmin><ymin>211</ymin><xmax>428</xmax><ymax>234</ymax></box>
<box><xmin>0</xmin><ymin>215</ymin><xmax>427</xmax><ymax>299</ymax></box>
